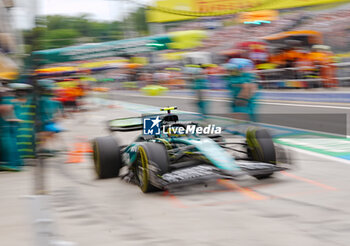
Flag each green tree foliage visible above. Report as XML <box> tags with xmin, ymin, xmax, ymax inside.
<box><xmin>23</xmin><ymin>14</ymin><xmax>123</xmax><ymax>52</ymax></box>
<box><xmin>123</xmin><ymin>7</ymin><xmax>149</xmax><ymax>36</ymax></box>
<box><xmin>45</xmin><ymin>29</ymin><xmax>80</xmax><ymax>49</ymax></box>
<box><xmin>133</xmin><ymin>8</ymin><xmax>148</xmax><ymax>35</ymax></box>
<box><xmin>23</xmin><ymin>7</ymin><xmax>149</xmax><ymax>53</ymax></box>
<box><xmin>23</xmin><ymin>26</ymin><xmax>47</xmax><ymax>51</ymax></box>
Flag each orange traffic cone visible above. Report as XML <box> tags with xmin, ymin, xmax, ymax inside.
<box><xmin>83</xmin><ymin>142</ymin><xmax>93</xmax><ymax>153</ymax></box>
<box><xmin>65</xmin><ymin>143</ymin><xmax>83</xmax><ymax>163</ymax></box>
<box><xmin>75</xmin><ymin>142</ymin><xmax>93</xmax><ymax>153</ymax></box>
<box><xmin>65</xmin><ymin>151</ymin><xmax>83</xmax><ymax>163</ymax></box>
<box><xmin>75</xmin><ymin>142</ymin><xmax>85</xmax><ymax>153</ymax></box>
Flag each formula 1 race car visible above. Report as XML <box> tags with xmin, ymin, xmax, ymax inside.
<box><xmin>92</xmin><ymin>107</ymin><xmax>290</xmax><ymax>193</ymax></box>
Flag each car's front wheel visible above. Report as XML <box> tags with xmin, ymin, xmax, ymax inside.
<box><xmin>135</xmin><ymin>142</ymin><xmax>169</xmax><ymax>193</ymax></box>
<box><xmin>246</xmin><ymin>128</ymin><xmax>276</xmax><ymax>179</ymax></box>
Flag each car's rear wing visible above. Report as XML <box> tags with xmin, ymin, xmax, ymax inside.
<box><xmin>108</xmin><ymin>117</ymin><xmax>143</xmax><ymax>132</ymax></box>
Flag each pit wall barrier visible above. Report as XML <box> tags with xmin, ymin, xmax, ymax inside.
<box><xmin>205</xmin><ymin>63</ymin><xmax>350</xmax><ymax>89</ymax></box>
<box><xmin>163</xmin><ymin>90</ymin><xmax>350</xmax><ymax>103</ymax></box>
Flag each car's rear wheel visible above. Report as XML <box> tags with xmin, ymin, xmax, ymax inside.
<box><xmin>246</xmin><ymin>128</ymin><xmax>276</xmax><ymax>179</ymax></box>
<box><xmin>93</xmin><ymin>136</ymin><xmax>122</xmax><ymax>179</ymax></box>
<box><xmin>135</xmin><ymin>142</ymin><xmax>169</xmax><ymax>193</ymax></box>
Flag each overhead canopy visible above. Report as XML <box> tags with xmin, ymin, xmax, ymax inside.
<box><xmin>147</xmin><ymin>0</ymin><xmax>347</xmax><ymax>22</ymax></box>
<box><xmin>147</xmin><ymin>0</ymin><xmax>197</xmax><ymax>23</ymax></box>
<box><xmin>32</xmin><ymin>35</ymin><xmax>172</xmax><ymax>66</ymax></box>
<box><xmin>262</xmin><ymin>30</ymin><xmax>322</xmax><ymax>41</ymax></box>
<box><xmin>32</xmin><ymin>30</ymin><xmax>207</xmax><ymax>66</ymax></box>
<box><xmin>262</xmin><ymin>30</ymin><xmax>323</xmax><ymax>46</ymax></box>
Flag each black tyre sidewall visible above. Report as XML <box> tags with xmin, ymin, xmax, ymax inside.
<box><xmin>136</xmin><ymin>142</ymin><xmax>169</xmax><ymax>192</ymax></box>
<box><xmin>246</xmin><ymin>129</ymin><xmax>276</xmax><ymax>179</ymax></box>
<box><xmin>93</xmin><ymin>136</ymin><xmax>122</xmax><ymax>179</ymax></box>
<box><xmin>253</xmin><ymin>129</ymin><xmax>276</xmax><ymax>164</ymax></box>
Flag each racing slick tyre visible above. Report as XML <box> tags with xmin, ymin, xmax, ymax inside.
<box><xmin>246</xmin><ymin>128</ymin><xmax>276</xmax><ymax>179</ymax></box>
<box><xmin>93</xmin><ymin>136</ymin><xmax>122</xmax><ymax>179</ymax></box>
<box><xmin>135</xmin><ymin>142</ymin><xmax>170</xmax><ymax>193</ymax></box>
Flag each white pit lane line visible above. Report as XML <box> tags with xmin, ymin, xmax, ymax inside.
<box><xmin>281</xmin><ymin>145</ymin><xmax>350</xmax><ymax>166</ymax></box>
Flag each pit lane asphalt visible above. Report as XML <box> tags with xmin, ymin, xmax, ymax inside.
<box><xmin>37</xmin><ymin>103</ymin><xmax>350</xmax><ymax>246</ymax></box>
<box><xmin>110</xmin><ymin>91</ymin><xmax>350</xmax><ymax>136</ymax></box>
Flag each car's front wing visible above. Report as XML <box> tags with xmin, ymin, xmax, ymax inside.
<box><xmin>150</xmin><ymin>162</ymin><xmax>287</xmax><ymax>190</ymax></box>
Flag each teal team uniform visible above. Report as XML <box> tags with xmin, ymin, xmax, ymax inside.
<box><xmin>14</xmin><ymin>98</ymin><xmax>36</xmax><ymax>159</ymax></box>
<box><xmin>185</xmin><ymin>66</ymin><xmax>209</xmax><ymax>116</ymax></box>
<box><xmin>0</xmin><ymin>94</ymin><xmax>63</xmax><ymax>171</ymax></box>
<box><xmin>0</xmin><ymin>96</ymin><xmax>23</xmax><ymax>171</ymax></box>
<box><xmin>226</xmin><ymin>72</ymin><xmax>258</xmax><ymax>121</ymax></box>
<box><xmin>38</xmin><ymin>95</ymin><xmax>63</xmax><ymax>131</ymax></box>
<box><xmin>193</xmin><ymin>77</ymin><xmax>209</xmax><ymax>115</ymax></box>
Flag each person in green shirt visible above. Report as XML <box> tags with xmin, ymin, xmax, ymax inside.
<box><xmin>184</xmin><ymin>65</ymin><xmax>209</xmax><ymax>116</ymax></box>
<box><xmin>223</xmin><ymin>58</ymin><xmax>258</xmax><ymax>122</ymax></box>
<box><xmin>9</xmin><ymin>83</ymin><xmax>36</xmax><ymax>160</ymax></box>
<box><xmin>0</xmin><ymin>86</ymin><xmax>22</xmax><ymax>171</ymax></box>
<box><xmin>36</xmin><ymin>79</ymin><xmax>64</xmax><ymax>154</ymax></box>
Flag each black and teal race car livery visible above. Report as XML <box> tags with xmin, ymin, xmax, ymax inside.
<box><xmin>92</xmin><ymin>107</ymin><xmax>291</xmax><ymax>193</ymax></box>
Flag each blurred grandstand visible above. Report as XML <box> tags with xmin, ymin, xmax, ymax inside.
<box><xmin>23</xmin><ymin>0</ymin><xmax>350</xmax><ymax>91</ymax></box>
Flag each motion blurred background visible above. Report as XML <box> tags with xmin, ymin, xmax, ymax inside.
<box><xmin>0</xmin><ymin>0</ymin><xmax>348</xmax><ymax>88</ymax></box>
<box><xmin>2</xmin><ymin>1</ymin><xmax>350</xmax><ymax>245</ymax></box>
